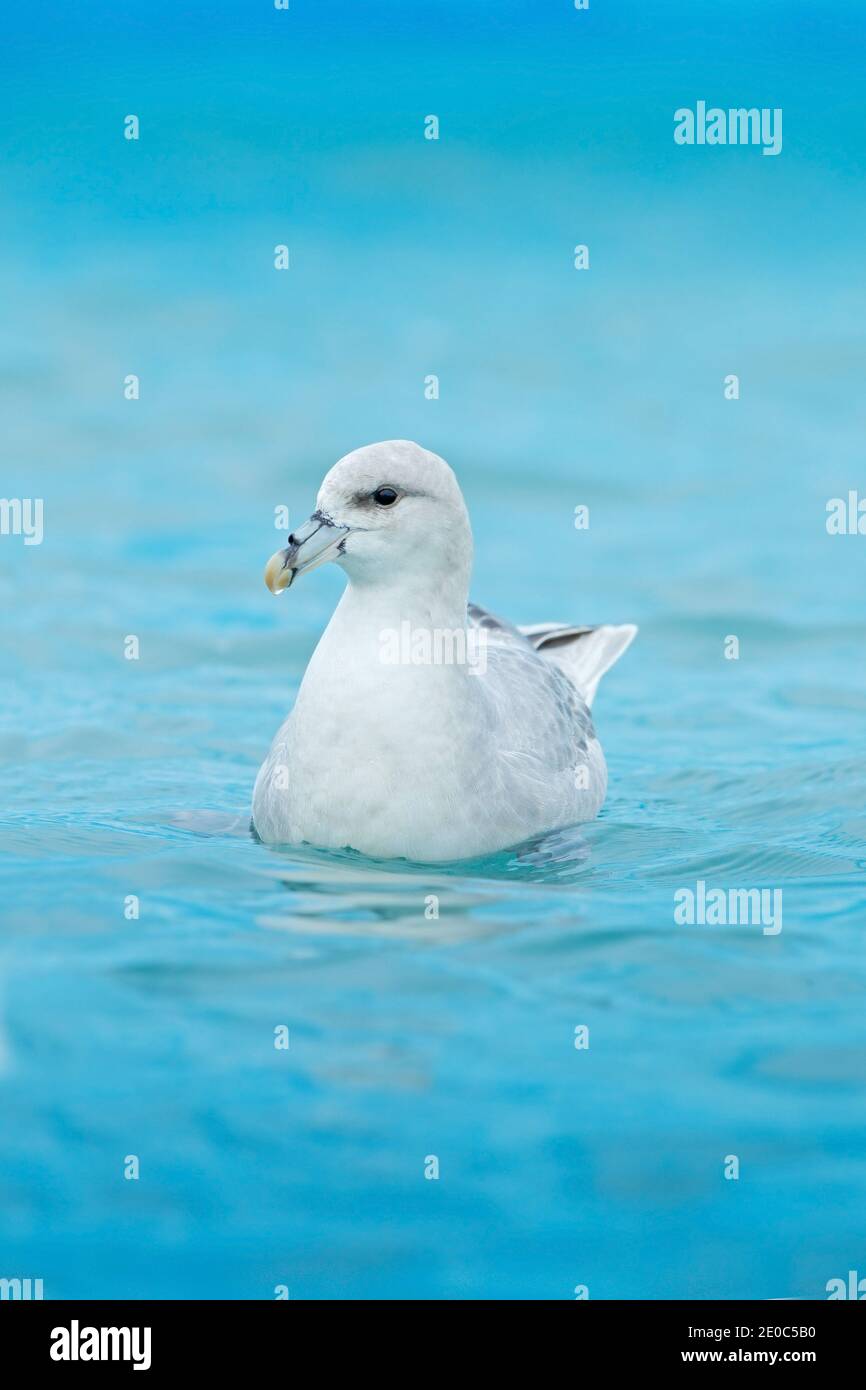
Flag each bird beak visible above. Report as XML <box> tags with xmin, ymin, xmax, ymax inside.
<box><xmin>264</xmin><ymin>511</ymin><xmax>350</xmax><ymax>593</ymax></box>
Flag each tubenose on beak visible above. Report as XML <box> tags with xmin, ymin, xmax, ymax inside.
<box><xmin>264</xmin><ymin>511</ymin><xmax>349</xmax><ymax>594</ymax></box>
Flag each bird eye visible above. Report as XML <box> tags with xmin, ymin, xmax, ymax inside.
<box><xmin>372</xmin><ymin>486</ymin><xmax>398</xmax><ymax>507</ymax></box>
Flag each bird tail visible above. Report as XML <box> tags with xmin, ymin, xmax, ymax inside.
<box><xmin>519</xmin><ymin>623</ymin><xmax>637</xmax><ymax>707</ymax></box>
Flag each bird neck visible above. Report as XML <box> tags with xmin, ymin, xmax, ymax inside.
<box><xmin>332</xmin><ymin>568</ymin><xmax>470</xmax><ymax>642</ymax></box>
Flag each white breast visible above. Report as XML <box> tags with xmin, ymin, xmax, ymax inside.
<box><xmin>252</xmin><ymin>604</ymin><xmax>606</xmax><ymax>861</ymax></box>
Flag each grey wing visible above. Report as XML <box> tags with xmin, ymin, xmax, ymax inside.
<box><xmin>467</xmin><ymin>602</ymin><xmax>596</xmax><ymax>773</ymax></box>
<box><xmin>467</xmin><ymin>601</ymin><xmax>530</xmax><ymax>646</ymax></box>
<box><xmin>470</xmin><ymin>602</ymin><xmax>636</xmax><ymax>708</ymax></box>
<box><xmin>468</xmin><ymin>602</ymin><xmax>595</xmax><ymax>653</ymax></box>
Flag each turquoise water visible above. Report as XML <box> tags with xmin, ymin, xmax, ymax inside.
<box><xmin>2</xmin><ymin>2</ymin><xmax>866</xmax><ymax>1299</ymax></box>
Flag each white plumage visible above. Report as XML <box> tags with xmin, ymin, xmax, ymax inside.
<box><xmin>252</xmin><ymin>440</ymin><xmax>636</xmax><ymax>862</ymax></box>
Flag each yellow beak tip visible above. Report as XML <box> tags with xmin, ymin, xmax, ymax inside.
<box><xmin>264</xmin><ymin>550</ymin><xmax>293</xmax><ymax>594</ymax></box>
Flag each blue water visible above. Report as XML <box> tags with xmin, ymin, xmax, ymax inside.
<box><xmin>2</xmin><ymin>1</ymin><xmax>866</xmax><ymax>1299</ymax></box>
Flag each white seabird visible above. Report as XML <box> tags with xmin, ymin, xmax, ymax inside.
<box><xmin>252</xmin><ymin>440</ymin><xmax>636</xmax><ymax>862</ymax></box>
